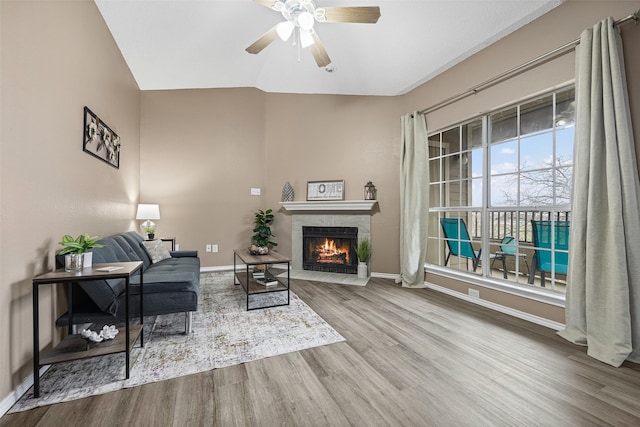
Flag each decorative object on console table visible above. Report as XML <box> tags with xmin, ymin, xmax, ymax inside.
<box><xmin>281</xmin><ymin>181</ymin><xmax>294</xmax><ymax>202</ymax></box>
<box><xmin>364</xmin><ymin>181</ymin><xmax>377</xmax><ymax>200</ymax></box>
<box><xmin>250</xmin><ymin>208</ymin><xmax>277</xmax><ymax>255</ymax></box>
<box><xmin>58</xmin><ymin>233</ymin><xmax>105</xmax><ymax>272</ymax></box>
<box><xmin>307</xmin><ymin>180</ymin><xmax>344</xmax><ymax>201</ymax></box>
<box><xmin>356</xmin><ymin>238</ymin><xmax>371</xmax><ymax>279</ymax></box>
<box><xmin>83</xmin><ymin>106</ymin><xmax>121</xmax><ymax>168</ymax></box>
<box><xmin>136</xmin><ymin>203</ymin><xmax>160</xmax><ymax>239</ymax></box>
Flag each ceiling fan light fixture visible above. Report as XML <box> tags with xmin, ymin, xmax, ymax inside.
<box><xmin>297</xmin><ymin>11</ymin><xmax>315</xmax><ymax>30</ymax></box>
<box><xmin>271</xmin><ymin>1</ymin><xmax>286</xmax><ymax>12</ymax></box>
<box><xmin>248</xmin><ymin>0</ymin><xmax>381</xmax><ymax>68</ymax></box>
<box><xmin>276</xmin><ymin>21</ymin><xmax>295</xmax><ymax>41</ymax></box>
<box><xmin>314</xmin><ymin>8</ymin><xmax>326</xmax><ymax>22</ymax></box>
<box><xmin>300</xmin><ymin>29</ymin><xmax>315</xmax><ymax>48</ymax></box>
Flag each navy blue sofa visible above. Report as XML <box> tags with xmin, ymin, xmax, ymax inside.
<box><xmin>57</xmin><ymin>231</ymin><xmax>200</xmax><ymax>334</ymax></box>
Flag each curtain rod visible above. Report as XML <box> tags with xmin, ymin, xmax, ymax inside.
<box><xmin>418</xmin><ymin>9</ymin><xmax>640</xmax><ymax>116</ymax></box>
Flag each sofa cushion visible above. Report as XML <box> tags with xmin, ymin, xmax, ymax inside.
<box><xmin>142</xmin><ymin>239</ymin><xmax>172</xmax><ymax>264</ymax></box>
<box><xmin>112</xmin><ymin>235</ymin><xmax>142</xmax><ymax>263</ymax></box>
<box><xmin>102</xmin><ymin>236</ymin><xmax>133</xmax><ymax>262</ymax></box>
<box><xmin>62</xmin><ymin>243</ymin><xmax>123</xmax><ymax>315</ymax></box>
<box><xmin>121</xmin><ymin>231</ymin><xmax>152</xmax><ymax>268</ymax></box>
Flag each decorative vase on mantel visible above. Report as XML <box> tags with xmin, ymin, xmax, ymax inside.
<box><xmin>281</xmin><ymin>181</ymin><xmax>294</xmax><ymax>202</ymax></box>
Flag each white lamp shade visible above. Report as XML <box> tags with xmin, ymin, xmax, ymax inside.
<box><xmin>276</xmin><ymin>21</ymin><xmax>295</xmax><ymax>41</ymax></box>
<box><xmin>300</xmin><ymin>29</ymin><xmax>315</xmax><ymax>48</ymax></box>
<box><xmin>298</xmin><ymin>12</ymin><xmax>314</xmax><ymax>31</ymax></box>
<box><xmin>136</xmin><ymin>204</ymin><xmax>160</xmax><ymax>220</ymax></box>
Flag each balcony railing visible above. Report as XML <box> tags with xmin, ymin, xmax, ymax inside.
<box><xmin>468</xmin><ymin>210</ymin><xmax>571</xmax><ymax>243</ymax></box>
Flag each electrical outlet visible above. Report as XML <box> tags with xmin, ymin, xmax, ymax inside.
<box><xmin>206</xmin><ymin>244</ymin><xmax>212</xmax><ymax>252</ymax></box>
<box><xmin>175</xmin><ymin>243</ymin><xmax>180</xmax><ymax>251</ymax></box>
<box><xmin>468</xmin><ymin>288</ymin><xmax>480</xmax><ymax>298</ymax></box>
<box><xmin>211</xmin><ymin>244</ymin><xmax>218</xmax><ymax>253</ymax></box>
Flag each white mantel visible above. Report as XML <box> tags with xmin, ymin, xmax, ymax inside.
<box><xmin>280</xmin><ymin>200</ymin><xmax>377</xmax><ymax>212</ymax></box>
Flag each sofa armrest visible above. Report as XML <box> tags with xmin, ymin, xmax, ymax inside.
<box><xmin>170</xmin><ymin>250</ymin><xmax>198</xmax><ymax>258</ymax></box>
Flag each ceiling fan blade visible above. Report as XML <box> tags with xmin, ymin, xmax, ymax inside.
<box><xmin>252</xmin><ymin>0</ymin><xmax>277</xmax><ymax>9</ymax></box>
<box><xmin>323</xmin><ymin>6</ymin><xmax>381</xmax><ymax>24</ymax></box>
<box><xmin>310</xmin><ymin>31</ymin><xmax>331</xmax><ymax>67</ymax></box>
<box><xmin>245</xmin><ymin>26</ymin><xmax>278</xmax><ymax>54</ymax></box>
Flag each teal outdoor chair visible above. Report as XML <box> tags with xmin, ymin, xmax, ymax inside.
<box><xmin>528</xmin><ymin>220</ymin><xmax>570</xmax><ymax>287</ymax></box>
<box><xmin>440</xmin><ymin>218</ymin><xmax>481</xmax><ymax>272</ymax></box>
<box><xmin>490</xmin><ymin>236</ymin><xmax>530</xmax><ymax>279</ymax></box>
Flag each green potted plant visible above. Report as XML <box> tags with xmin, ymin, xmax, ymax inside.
<box><xmin>143</xmin><ymin>225</ymin><xmax>157</xmax><ymax>240</ymax></box>
<box><xmin>58</xmin><ymin>233</ymin><xmax>104</xmax><ymax>272</ymax></box>
<box><xmin>356</xmin><ymin>238</ymin><xmax>371</xmax><ymax>279</ymax></box>
<box><xmin>250</xmin><ymin>209</ymin><xmax>277</xmax><ymax>255</ymax></box>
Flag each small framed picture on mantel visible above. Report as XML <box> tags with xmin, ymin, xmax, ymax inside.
<box><xmin>307</xmin><ymin>180</ymin><xmax>344</xmax><ymax>201</ymax></box>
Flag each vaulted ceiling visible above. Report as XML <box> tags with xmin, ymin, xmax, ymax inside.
<box><xmin>96</xmin><ymin>0</ymin><xmax>564</xmax><ymax>96</ymax></box>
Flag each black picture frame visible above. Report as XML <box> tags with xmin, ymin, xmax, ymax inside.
<box><xmin>83</xmin><ymin>106</ymin><xmax>120</xmax><ymax>169</ymax></box>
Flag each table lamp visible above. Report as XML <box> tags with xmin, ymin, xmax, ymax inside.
<box><xmin>136</xmin><ymin>203</ymin><xmax>160</xmax><ymax>239</ymax></box>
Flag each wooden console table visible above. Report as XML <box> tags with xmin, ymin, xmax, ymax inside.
<box><xmin>233</xmin><ymin>249</ymin><xmax>290</xmax><ymax>310</ymax></box>
<box><xmin>32</xmin><ymin>261</ymin><xmax>144</xmax><ymax>398</ymax></box>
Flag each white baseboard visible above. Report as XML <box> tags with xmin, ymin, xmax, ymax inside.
<box><xmin>425</xmin><ymin>282</ymin><xmax>565</xmax><ymax>330</ymax></box>
<box><xmin>200</xmin><ymin>265</ymin><xmax>233</xmax><ymax>273</ymax></box>
<box><xmin>371</xmin><ymin>272</ymin><xmax>400</xmax><ymax>280</ymax></box>
<box><xmin>0</xmin><ymin>366</ymin><xmax>49</xmax><ymax>418</ymax></box>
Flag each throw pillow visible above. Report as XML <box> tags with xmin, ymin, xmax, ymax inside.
<box><xmin>142</xmin><ymin>239</ymin><xmax>172</xmax><ymax>264</ymax></box>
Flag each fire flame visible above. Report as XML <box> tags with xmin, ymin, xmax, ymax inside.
<box><xmin>314</xmin><ymin>238</ymin><xmax>350</xmax><ymax>264</ymax></box>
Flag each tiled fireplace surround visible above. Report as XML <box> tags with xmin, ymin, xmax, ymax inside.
<box><xmin>281</xmin><ymin>201</ymin><xmax>376</xmax><ymax>274</ymax></box>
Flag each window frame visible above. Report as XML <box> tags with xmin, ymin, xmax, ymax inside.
<box><xmin>425</xmin><ymin>84</ymin><xmax>574</xmax><ymax>304</ymax></box>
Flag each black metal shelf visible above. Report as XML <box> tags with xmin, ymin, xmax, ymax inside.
<box><xmin>233</xmin><ymin>249</ymin><xmax>291</xmax><ymax>310</ymax></box>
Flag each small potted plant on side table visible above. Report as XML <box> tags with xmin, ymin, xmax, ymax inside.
<box><xmin>143</xmin><ymin>226</ymin><xmax>156</xmax><ymax>240</ymax></box>
<box><xmin>250</xmin><ymin>209</ymin><xmax>277</xmax><ymax>255</ymax></box>
<box><xmin>58</xmin><ymin>233</ymin><xmax>104</xmax><ymax>272</ymax></box>
<box><xmin>356</xmin><ymin>238</ymin><xmax>371</xmax><ymax>279</ymax></box>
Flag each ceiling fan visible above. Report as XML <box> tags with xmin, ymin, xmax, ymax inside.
<box><xmin>245</xmin><ymin>0</ymin><xmax>381</xmax><ymax>67</ymax></box>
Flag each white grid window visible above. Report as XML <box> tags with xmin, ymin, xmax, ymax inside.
<box><xmin>427</xmin><ymin>86</ymin><xmax>574</xmax><ymax>293</ymax></box>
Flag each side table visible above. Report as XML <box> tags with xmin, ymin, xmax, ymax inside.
<box><xmin>144</xmin><ymin>237</ymin><xmax>175</xmax><ymax>251</ymax></box>
<box><xmin>233</xmin><ymin>249</ymin><xmax>290</xmax><ymax>310</ymax></box>
<box><xmin>32</xmin><ymin>261</ymin><xmax>144</xmax><ymax>398</ymax></box>
<box><xmin>161</xmin><ymin>237</ymin><xmax>176</xmax><ymax>251</ymax></box>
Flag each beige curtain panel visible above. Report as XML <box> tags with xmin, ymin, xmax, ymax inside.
<box><xmin>558</xmin><ymin>17</ymin><xmax>640</xmax><ymax>367</ymax></box>
<box><xmin>397</xmin><ymin>112</ymin><xmax>429</xmax><ymax>288</ymax></box>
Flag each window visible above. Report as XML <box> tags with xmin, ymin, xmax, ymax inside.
<box><xmin>427</xmin><ymin>86</ymin><xmax>574</xmax><ymax>293</ymax></box>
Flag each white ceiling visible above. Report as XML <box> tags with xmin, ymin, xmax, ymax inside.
<box><xmin>95</xmin><ymin>0</ymin><xmax>564</xmax><ymax>96</ymax></box>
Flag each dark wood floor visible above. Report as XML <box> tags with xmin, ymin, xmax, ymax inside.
<box><xmin>3</xmin><ymin>277</ymin><xmax>640</xmax><ymax>426</ymax></box>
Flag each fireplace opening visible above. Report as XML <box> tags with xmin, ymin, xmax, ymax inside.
<box><xmin>303</xmin><ymin>226</ymin><xmax>358</xmax><ymax>274</ymax></box>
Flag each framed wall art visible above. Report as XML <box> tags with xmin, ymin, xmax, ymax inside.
<box><xmin>307</xmin><ymin>180</ymin><xmax>345</xmax><ymax>201</ymax></box>
<box><xmin>83</xmin><ymin>106</ymin><xmax>120</xmax><ymax>169</ymax></box>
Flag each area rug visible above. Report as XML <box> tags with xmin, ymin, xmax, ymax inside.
<box><xmin>10</xmin><ymin>272</ymin><xmax>345</xmax><ymax>413</ymax></box>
